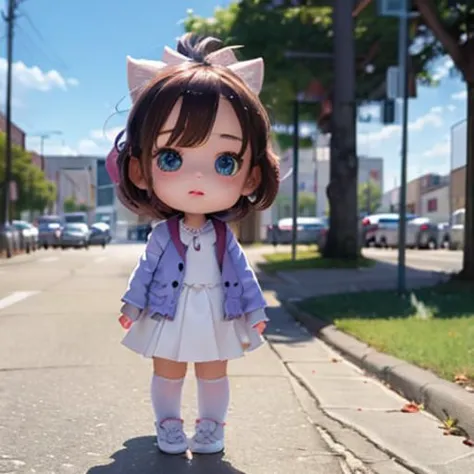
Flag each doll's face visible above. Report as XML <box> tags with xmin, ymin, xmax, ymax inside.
<box><xmin>146</xmin><ymin>97</ymin><xmax>259</xmax><ymax>215</ymax></box>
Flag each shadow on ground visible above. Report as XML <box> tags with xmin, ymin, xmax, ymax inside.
<box><xmin>87</xmin><ymin>436</ymin><xmax>247</xmax><ymax>474</ymax></box>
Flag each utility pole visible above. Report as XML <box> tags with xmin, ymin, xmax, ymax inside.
<box><xmin>1</xmin><ymin>0</ymin><xmax>18</xmax><ymax>227</ymax></box>
<box><xmin>396</xmin><ymin>0</ymin><xmax>410</xmax><ymax>294</ymax></box>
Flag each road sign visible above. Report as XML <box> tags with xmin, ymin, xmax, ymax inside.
<box><xmin>378</xmin><ymin>0</ymin><xmax>407</xmax><ymax>16</ymax></box>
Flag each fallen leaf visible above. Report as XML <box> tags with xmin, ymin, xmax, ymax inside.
<box><xmin>463</xmin><ymin>439</ymin><xmax>474</xmax><ymax>447</ymax></box>
<box><xmin>357</xmin><ymin>408</ymin><xmax>362</xmax><ymax>411</ymax></box>
<box><xmin>331</xmin><ymin>358</ymin><xmax>340</xmax><ymax>363</ymax></box>
<box><xmin>454</xmin><ymin>374</ymin><xmax>469</xmax><ymax>384</ymax></box>
<box><xmin>401</xmin><ymin>402</ymin><xmax>421</xmax><ymax>413</ymax></box>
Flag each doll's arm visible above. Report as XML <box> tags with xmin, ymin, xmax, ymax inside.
<box><xmin>121</xmin><ymin>231</ymin><xmax>163</xmax><ymax>313</ymax></box>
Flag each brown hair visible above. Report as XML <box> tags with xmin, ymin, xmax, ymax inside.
<box><xmin>116</xmin><ymin>33</ymin><xmax>280</xmax><ymax>221</ymax></box>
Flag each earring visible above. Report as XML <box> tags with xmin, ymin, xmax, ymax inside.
<box><xmin>247</xmin><ymin>194</ymin><xmax>257</xmax><ymax>203</ymax></box>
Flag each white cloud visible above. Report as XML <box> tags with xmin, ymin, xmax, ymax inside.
<box><xmin>446</xmin><ymin>104</ymin><xmax>457</xmax><ymax>112</ymax></box>
<box><xmin>0</xmin><ymin>58</ymin><xmax>79</xmax><ymax>92</ymax></box>
<box><xmin>90</xmin><ymin>126</ymin><xmax>123</xmax><ymax>143</ymax></box>
<box><xmin>432</xmin><ymin>56</ymin><xmax>454</xmax><ymax>81</ymax></box>
<box><xmin>422</xmin><ymin>140</ymin><xmax>450</xmax><ymax>159</ymax></box>
<box><xmin>358</xmin><ymin>106</ymin><xmax>443</xmax><ymax>146</ymax></box>
<box><xmin>451</xmin><ymin>90</ymin><xmax>467</xmax><ymax>101</ymax></box>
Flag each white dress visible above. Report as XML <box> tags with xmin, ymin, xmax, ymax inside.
<box><xmin>121</xmin><ymin>220</ymin><xmax>266</xmax><ymax>362</ymax></box>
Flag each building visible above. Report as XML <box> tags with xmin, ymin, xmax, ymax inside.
<box><xmin>381</xmin><ymin>173</ymin><xmax>450</xmax><ymax>221</ymax></box>
<box><xmin>450</xmin><ymin>119</ymin><xmax>466</xmax><ymax>215</ymax></box>
<box><xmin>274</xmin><ymin>134</ymin><xmax>384</xmax><ymax>219</ymax></box>
<box><xmin>420</xmin><ymin>184</ymin><xmax>450</xmax><ymax>223</ymax></box>
<box><xmin>0</xmin><ymin>113</ymin><xmax>26</xmax><ymax>149</ymax></box>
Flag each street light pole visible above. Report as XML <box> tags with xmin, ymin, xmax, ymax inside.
<box><xmin>397</xmin><ymin>0</ymin><xmax>410</xmax><ymax>294</ymax></box>
<box><xmin>291</xmin><ymin>98</ymin><xmax>300</xmax><ymax>261</ymax></box>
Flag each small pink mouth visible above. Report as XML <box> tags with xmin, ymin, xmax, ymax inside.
<box><xmin>189</xmin><ymin>190</ymin><xmax>205</xmax><ymax>196</ymax></box>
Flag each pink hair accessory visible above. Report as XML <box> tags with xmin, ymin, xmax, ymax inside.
<box><xmin>106</xmin><ymin>146</ymin><xmax>120</xmax><ymax>184</ymax></box>
<box><xmin>127</xmin><ymin>45</ymin><xmax>265</xmax><ymax>103</ymax></box>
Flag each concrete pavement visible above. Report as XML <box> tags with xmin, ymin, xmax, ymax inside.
<box><xmin>0</xmin><ymin>244</ymin><xmax>472</xmax><ymax>473</ymax></box>
<box><xmin>0</xmin><ymin>245</ymin><xmax>348</xmax><ymax>474</ymax></box>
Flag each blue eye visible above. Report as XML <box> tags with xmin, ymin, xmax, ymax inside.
<box><xmin>156</xmin><ymin>149</ymin><xmax>182</xmax><ymax>172</ymax></box>
<box><xmin>215</xmin><ymin>153</ymin><xmax>241</xmax><ymax>177</ymax></box>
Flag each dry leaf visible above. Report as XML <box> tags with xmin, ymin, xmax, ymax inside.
<box><xmin>454</xmin><ymin>374</ymin><xmax>469</xmax><ymax>384</ymax></box>
<box><xmin>463</xmin><ymin>439</ymin><xmax>474</xmax><ymax>447</ymax></box>
<box><xmin>331</xmin><ymin>358</ymin><xmax>339</xmax><ymax>363</ymax></box>
<box><xmin>401</xmin><ymin>402</ymin><xmax>422</xmax><ymax>413</ymax></box>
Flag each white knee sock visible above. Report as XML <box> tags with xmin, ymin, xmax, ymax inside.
<box><xmin>197</xmin><ymin>376</ymin><xmax>230</xmax><ymax>423</ymax></box>
<box><xmin>150</xmin><ymin>375</ymin><xmax>185</xmax><ymax>423</ymax></box>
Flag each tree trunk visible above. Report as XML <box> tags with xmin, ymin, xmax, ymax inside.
<box><xmin>323</xmin><ymin>0</ymin><xmax>359</xmax><ymax>260</ymax></box>
<box><xmin>461</xmin><ymin>81</ymin><xmax>474</xmax><ymax>279</ymax></box>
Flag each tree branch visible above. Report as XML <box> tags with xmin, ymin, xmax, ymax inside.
<box><xmin>414</xmin><ymin>0</ymin><xmax>466</xmax><ymax>71</ymax></box>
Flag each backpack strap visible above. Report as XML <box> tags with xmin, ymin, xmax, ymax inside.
<box><xmin>212</xmin><ymin>218</ymin><xmax>227</xmax><ymax>270</ymax></box>
<box><xmin>166</xmin><ymin>216</ymin><xmax>186</xmax><ymax>261</ymax></box>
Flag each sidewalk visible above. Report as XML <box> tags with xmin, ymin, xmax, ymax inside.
<box><xmin>248</xmin><ymin>252</ymin><xmax>474</xmax><ymax>473</ymax></box>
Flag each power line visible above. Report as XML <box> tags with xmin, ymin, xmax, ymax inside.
<box><xmin>17</xmin><ymin>9</ymin><xmax>70</xmax><ymax>71</ymax></box>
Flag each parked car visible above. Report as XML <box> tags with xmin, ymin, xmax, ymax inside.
<box><xmin>0</xmin><ymin>225</ymin><xmax>15</xmax><ymax>257</ymax></box>
<box><xmin>267</xmin><ymin>217</ymin><xmax>328</xmax><ymax>247</ymax></box>
<box><xmin>63</xmin><ymin>211</ymin><xmax>88</xmax><ymax>224</ymax></box>
<box><xmin>89</xmin><ymin>222</ymin><xmax>111</xmax><ymax>248</ymax></box>
<box><xmin>372</xmin><ymin>213</ymin><xmax>418</xmax><ymax>248</ymax></box>
<box><xmin>12</xmin><ymin>220</ymin><xmax>39</xmax><ymax>253</ymax></box>
<box><xmin>437</xmin><ymin>222</ymin><xmax>450</xmax><ymax>249</ymax></box>
<box><xmin>59</xmin><ymin>223</ymin><xmax>91</xmax><ymax>249</ymax></box>
<box><xmin>361</xmin><ymin>213</ymin><xmax>413</xmax><ymax>247</ymax></box>
<box><xmin>449</xmin><ymin>208</ymin><xmax>464</xmax><ymax>250</ymax></box>
<box><xmin>37</xmin><ymin>215</ymin><xmax>63</xmax><ymax>249</ymax></box>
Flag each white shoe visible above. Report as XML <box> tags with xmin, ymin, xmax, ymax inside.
<box><xmin>155</xmin><ymin>417</ymin><xmax>188</xmax><ymax>454</ymax></box>
<box><xmin>191</xmin><ymin>418</ymin><xmax>225</xmax><ymax>454</ymax></box>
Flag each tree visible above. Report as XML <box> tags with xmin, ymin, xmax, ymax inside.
<box><xmin>411</xmin><ymin>0</ymin><xmax>474</xmax><ymax>278</ymax></box>
<box><xmin>63</xmin><ymin>197</ymin><xmax>78</xmax><ymax>213</ymax></box>
<box><xmin>0</xmin><ymin>132</ymin><xmax>56</xmax><ymax>217</ymax></box>
<box><xmin>358</xmin><ymin>181</ymin><xmax>382</xmax><ymax>214</ymax></box>
<box><xmin>184</xmin><ymin>1</ymin><xmax>437</xmax><ymax>260</ymax></box>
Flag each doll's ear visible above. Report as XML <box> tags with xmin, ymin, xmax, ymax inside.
<box><xmin>242</xmin><ymin>165</ymin><xmax>262</xmax><ymax>196</ymax></box>
<box><xmin>129</xmin><ymin>157</ymin><xmax>147</xmax><ymax>190</ymax></box>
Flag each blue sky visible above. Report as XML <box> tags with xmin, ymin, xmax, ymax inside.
<box><xmin>0</xmin><ymin>0</ymin><xmax>468</xmax><ymax>192</ymax></box>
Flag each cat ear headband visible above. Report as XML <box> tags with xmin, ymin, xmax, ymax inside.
<box><xmin>106</xmin><ymin>44</ymin><xmax>265</xmax><ymax>184</ymax></box>
<box><xmin>127</xmin><ymin>44</ymin><xmax>265</xmax><ymax>103</ymax></box>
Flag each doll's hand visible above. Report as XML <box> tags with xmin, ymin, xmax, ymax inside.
<box><xmin>119</xmin><ymin>314</ymin><xmax>133</xmax><ymax>329</ymax></box>
<box><xmin>253</xmin><ymin>321</ymin><xmax>267</xmax><ymax>335</ymax></box>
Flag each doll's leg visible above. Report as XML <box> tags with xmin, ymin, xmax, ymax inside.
<box><xmin>191</xmin><ymin>360</ymin><xmax>229</xmax><ymax>454</ymax></box>
<box><xmin>151</xmin><ymin>357</ymin><xmax>188</xmax><ymax>454</ymax></box>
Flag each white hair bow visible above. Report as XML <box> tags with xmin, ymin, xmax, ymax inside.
<box><xmin>127</xmin><ymin>45</ymin><xmax>264</xmax><ymax>103</ymax></box>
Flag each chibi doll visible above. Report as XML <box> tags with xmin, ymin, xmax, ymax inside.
<box><xmin>107</xmin><ymin>33</ymin><xmax>280</xmax><ymax>455</ymax></box>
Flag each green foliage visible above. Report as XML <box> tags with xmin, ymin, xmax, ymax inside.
<box><xmin>184</xmin><ymin>1</ymin><xmax>437</xmax><ymax>123</ymax></box>
<box><xmin>63</xmin><ymin>197</ymin><xmax>77</xmax><ymax>213</ymax></box>
<box><xmin>358</xmin><ymin>181</ymin><xmax>382</xmax><ymax>214</ymax></box>
<box><xmin>0</xmin><ymin>133</ymin><xmax>56</xmax><ymax>217</ymax></box>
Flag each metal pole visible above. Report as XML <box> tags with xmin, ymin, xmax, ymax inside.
<box><xmin>40</xmin><ymin>135</ymin><xmax>45</xmax><ymax>172</ymax></box>
<box><xmin>1</xmin><ymin>0</ymin><xmax>15</xmax><ymax>226</ymax></box>
<box><xmin>397</xmin><ymin>0</ymin><xmax>410</xmax><ymax>294</ymax></box>
<box><xmin>291</xmin><ymin>99</ymin><xmax>299</xmax><ymax>261</ymax></box>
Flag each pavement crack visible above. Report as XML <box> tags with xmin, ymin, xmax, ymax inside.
<box><xmin>266</xmin><ymin>338</ymin><xmax>417</xmax><ymax>474</ymax></box>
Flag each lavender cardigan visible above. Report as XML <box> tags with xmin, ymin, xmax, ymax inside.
<box><xmin>121</xmin><ymin>216</ymin><xmax>267</xmax><ymax>324</ymax></box>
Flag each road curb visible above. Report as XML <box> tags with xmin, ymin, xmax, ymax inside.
<box><xmin>283</xmin><ymin>299</ymin><xmax>474</xmax><ymax>440</ymax></box>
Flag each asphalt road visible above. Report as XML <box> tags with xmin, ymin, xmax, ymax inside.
<box><xmin>363</xmin><ymin>248</ymin><xmax>463</xmax><ymax>274</ymax></box>
<box><xmin>0</xmin><ymin>245</ymin><xmax>348</xmax><ymax>474</ymax></box>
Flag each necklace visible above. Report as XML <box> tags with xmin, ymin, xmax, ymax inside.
<box><xmin>181</xmin><ymin>221</ymin><xmax>207</xmax><ymax>251</ymax></box>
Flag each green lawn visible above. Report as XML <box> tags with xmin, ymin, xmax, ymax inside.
<box><xmin>298</xmin><ymin>281</ymin><xmax>474</xmax><ymax>384</ymax></box>
<box><xmin>260</xmin><ymin>248</ymin><xmax>375</xmax><ymax>273</ymax></box>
